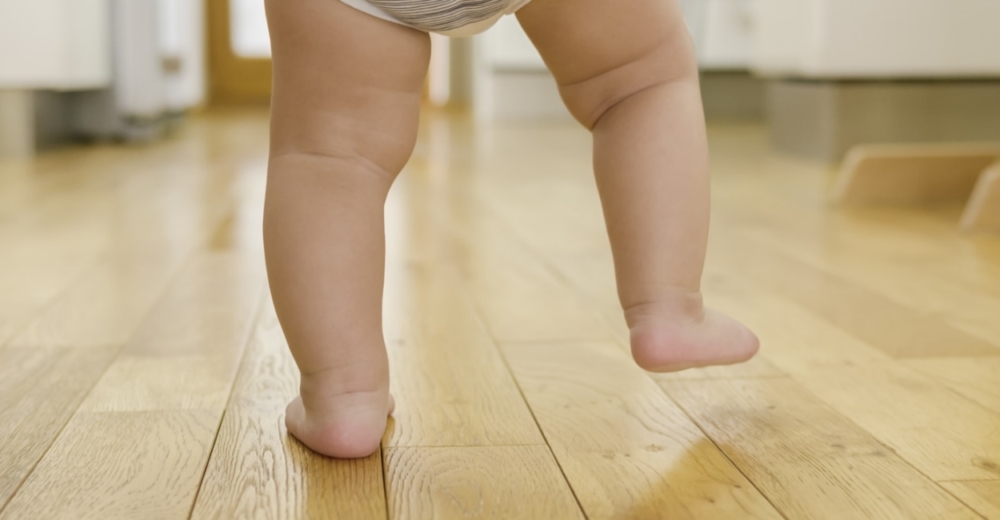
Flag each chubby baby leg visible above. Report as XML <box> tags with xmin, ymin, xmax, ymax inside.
<box><xmin>517</xmin><ymin>0</ymin><xmax>758</xmax><ymax>371</ymax></box>
<box><xmin>263</xmin><ymin>0</ymin><xmax>428</xmax><ymax>457</ymax></box>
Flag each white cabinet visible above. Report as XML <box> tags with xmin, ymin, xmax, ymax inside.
<box><xmin>753</xmin><ymin>0</ymin><xmax>1000</xmax><ymax>78</ymax></box>
<box><xmin>0</xmin><ymin>0</ymin><xmax>112</xmax><ymax>90</ymax></box>
<box><xmin>681</xmin><ymin>0</ymin><xmax>754</xmax><ymax>70</ymax></box>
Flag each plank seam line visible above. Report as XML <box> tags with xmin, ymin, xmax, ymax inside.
<box><xmin>0</xmin><ymin>251</ymin><xmax>111</xmax><ymax>349</ymax></box>
<box><xmin>652</xmin><ymin>379</ymin><xmax>791</xmax><ymax>520</ymax></box>
<box><xmin>185</xmin><ymin>283</ymin><xmax>269</xmax><ymax>520</ymax></box>
<box><xmin>727</xmin><ymin>227</ymin><xmax>1000</xmax><ymax>357</ymax></box>
<box><xmin>779</xmin><ymin>371</ymin><xmax>990</xmax><ymax>517</ymax></box>
<box><xmin>937</xmin><ymin>486</ymin><xmax>990</xmax><ymax>520</ymax></box>
<box><xmin>476</xmin><ymin>196</ymin><xmax>790</xmax><ymax>516</ymax></box>
<box><xmin>455</xmin><ymin>272</ymin><xmax>590</xmax><ymax>519</ymax></box>
<box><xmin>472</xmin><ymin>190</ymin><xmax>784</xmax><ymax>516</ymax></box>
<box><xmin>487</xmin><ymin>202</ymin><xmax>670</xmax><ymax>372</ymax></box>
<box><xmin>0</xmin><ymin>238</ymin><xmax>211</xmax><ymax>514</ymax></box>
<box><xmin>0</xmin><ymin>343</ymin><xmax>126</xmax><ymax>516</ymax></box>
<box><xmin>0</xmin><ymin>190</ymin><xmax>228</xmax><ymax>351</ymax></box>
<box><xmin>418</xmin><ymin>181</ymin><xmax>588</xmax><ymax>516</ymax></box>
<box><xmin>476</xmin><ymin>199</ymin><xmax>624</xmax><ymax>345</ymax></box>
<box><xmin>932</xmin><ymin>379</ymin><xmax>1000</xmax><ymax>421</ymax></box>
<box><xmin>379</xmin><ymin>445</ymin><xmax>390</xmax><ymax>520</ymax></box>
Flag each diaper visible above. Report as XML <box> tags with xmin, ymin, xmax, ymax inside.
<box><xmin>339</xmin><ymin>0</ymin><xmax>533</xmax><ymax>37</ymax></box>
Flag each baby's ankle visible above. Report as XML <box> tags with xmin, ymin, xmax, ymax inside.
<box><xmin>623</xmin><ymin>289</ymin><xmax>706</xmax><ymax>329</ymax></box>
<box><xmin>298</xmin><ymin>364</ymin><xmax>389</xmax><ymax>410</ymax></box>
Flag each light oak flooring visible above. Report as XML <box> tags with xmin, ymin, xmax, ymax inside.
<box><xmin>1</xmin><ymin>109</ymin><xmax>999</xmax><ymax>519</ymax></box>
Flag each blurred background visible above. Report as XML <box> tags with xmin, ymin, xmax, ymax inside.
<box><xmin>3</xmin><ymin>0</ymin><xmax>999</xmax><ymax>160</ymax></box>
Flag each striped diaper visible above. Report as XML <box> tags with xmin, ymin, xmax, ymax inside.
<box><xmin>340</xmin><ymin>0</ymin><xmax>532</xmax><ymax>36</ymax></box>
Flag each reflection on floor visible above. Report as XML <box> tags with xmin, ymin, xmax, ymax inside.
<box><xmin>0</xmin><ymin>109</ymin><xmax>999</xmax><ymax>519</ymax></box>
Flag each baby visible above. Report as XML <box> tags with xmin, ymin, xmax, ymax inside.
<box><xmin>263</xmin><ymin>0</ymin><xmax>759</xmax><ymax>459</ymax></box>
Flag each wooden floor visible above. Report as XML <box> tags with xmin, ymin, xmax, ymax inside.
<box><xmin>1</xmin><ymin>109</ymin><xmax>999</xmax><ymax>519</ymax></box>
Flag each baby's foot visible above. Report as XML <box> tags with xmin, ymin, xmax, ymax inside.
<box><xmin>625</xmin><ymin>292</ymin><xmax>759</xmax><ymax>372</ymax></box>
<box><xmin>285</xmin><ymin>370</ymin><xmax>394</xmax><ymax>459</ymax></box>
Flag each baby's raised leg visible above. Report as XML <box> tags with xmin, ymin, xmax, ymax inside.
<box><xmin>264</xmin><ymin>0</ymin><xmax>428</xmax><ymax>458</ymax></box>
<box><xmin>517</xmin><ymin>0</ymin><xmax>758</xmax><ymax>371</ymax></box>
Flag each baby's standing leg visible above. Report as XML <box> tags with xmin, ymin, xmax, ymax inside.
<box><xmin>517</xmin><ymin>0</ymin><xmax>758</xmax><ymax>371</ymax></box>
<box><xmin>264</xmin><ymin>0</ymin><xmax>428</xmax><ymax>458</ymax></box>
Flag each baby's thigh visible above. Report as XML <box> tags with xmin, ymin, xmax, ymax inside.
<box><xmin>266</xmin><ymin>0</ymin><xmax>430</xmax><ymax>171</ymax></box>
<box><xmin>515</xmin><ymin>0</ymin><xmax>697</xmax><ymax>127</ymax></box>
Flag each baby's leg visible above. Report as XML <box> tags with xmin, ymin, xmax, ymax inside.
<box><xmin>264</xmin><ymin>0</ymin><xmax>428</xmax><ymax>457</ymax></box>
<box><xmin>517</xmin><ymin>0</ymin><xmax>758</xmax><ymax>371</ymax></box>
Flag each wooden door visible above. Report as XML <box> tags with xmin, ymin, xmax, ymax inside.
<box><xmin>207</xmin><ymin>0</ymin><xmax>272</xmax><ymax>104</ymax></box>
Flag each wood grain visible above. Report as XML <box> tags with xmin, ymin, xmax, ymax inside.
<box><xmin>193</xmin><ymin>408</ymin><xmax>386</xmax><ymax>520</ymax></box>
<box><xmin>0</xmin><ymin>121</ymin><xmax>259</xmax><ymax>348</ymax></box>
<box><xmin>384</xmin><ymin>446</ymin><xmax>583</xmax><ymax>520</ymax></box>
<box><xmin>77</xmin><ymin>251</ymin><xmax>265</xmax><ymax>413</ymax></box>
<box><xmin>8</xmin><ymin>256</ymin><xmax>183</xmax><ymax>348</ymax></box>
<box><xmin>0</xmin><ymin>410</ymin><xmax>219</xmax><ymax>520</ymax></box>
<box><xmin>227</xmin><ymin>298</ymin><xmax>299</xmax><ymax>410</ymax></box>
<box><xmin>0</xmin><ymin>223</ymin><xmax>102</xmax><ymax>345</ymax></box>
<box><xmin>0</xmin><ymin>346</ymin><xmax>119</xmax><ymax>510</ymax></box>
<box><xmin>381</xmin><ymin>263</ymin><xmax>543</xmax><ymax>448</ymax></box>
<box><xmin>797</xmin><ymin>364</ymin><xmax>1000</xmax><ymax>481</ymax></box>
<box><xmin>727</xmin><ymin>217</ymin><xmax>1000</xmax><ymax>350</ymax></box>
<box><xmin>663</xmin><ymin>378</ymin><xmax>978</xmax><ymax>519</ymax></box>
<box><xmin>904</xmin><ymin>357</ymin><xmax>1000</xmax><ymax>414</ymax></box>
<box><xmin>942</xmin><ymin>481</ymin><xmax>1000</xmax><ymax>519</ymax></box>
<box><xmin>192</xmin><ymin>298</ymin><xmax>388</xmax><ymax>520</ymax></box>
<box><xmin>446</xmin><ymin>212</ymin><xmax>613</xmax><ymax>344</ymax></box>
<box><xmin>708</xmin><ymin>232</ymin><xmax>999</xmax><ymax>358</ymax></box>
<box><xmin>701</xmin><ymin>275</ymin><xmax>1000</xmax><ymax>481</ymax></box>
<box><xmin>120</xmin><ymin>252</ymin><xmax>265</xmax><ymax>358</ymax></box>
<box><xmin>502</xmin><ymin>341</ymin><xmax>781</xmax><ymax>519</ymax></box>
<box><xmin>702</xmin><ymin>274</ymin><xmax>896</xmax><ymax>372</ymax></box>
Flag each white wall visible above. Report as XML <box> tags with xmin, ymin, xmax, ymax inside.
<box><xmin>754</xmin><ymin>0</ymin><xmax>1000</xmax><ymax>78</ymax></box>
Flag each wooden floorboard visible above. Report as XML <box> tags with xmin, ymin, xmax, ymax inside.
<box><xmin>77</xmin><ymin>252</ymin><xmax>265</xmax><ymax>413</ymax></box>
<box><xmin>794</xmin><ymin>364</ymin><xmax>1000</xmax><ymax>481</ymax></box>
<box><xmin>503</xmin><ymin>341</ymin><xmax>782</xmax><ymax>519</ymax></box>
<box><xmin>663</xmin><ymin>378</ymin><xmax>978</xmax><ymax>519</ymax></box>
<box><xmin>0</xmin><ymin>410</ymin><xmax>220</xmax><ymax>520</ymax></box>
<box><xmin>716</xmin><ymin>207</ymin><xmax>1000</xmax><ymax>351</ymax></box>
<box><xmin>703</xmin><ymin>274</ymin><xmax>1000</xmax><ymax>482</ymax></box>
<box><xmin>0</xmin><ymin>246</ymin><xmax>265</xmax><ymax>518</ymax></box>
<box><xmin>2</xmin><ymin>110</ymin><xmax>1000</xmax><ymax>517</ymax></box>
<box><xmin>710</xmin><ymin>231</ymin><xmax>999</xmax><ymax>359</ymax></box>
<box><xmin>192</xmin><ymin>300</ymin><xmax>388</xmax><ymax>520</ymax></box>
<box><xmin>384</xmin><ymin>446</ymin><xmax>583</xmax><ymax>520</ymax></box>
<box><xmin>941</xmin><ymin>480</ymin><xmax>1000</xmax><ymax>519</ymax></box>
<box><xmin>0</xmin><ymin>346</ymin><xmax>120</xmax><ymax>510</ymax></box>
<box><xmin>904</xmin><ymin>358</ymin><xmax>1000</xmax><ymax>414</ymax></box>
<box><xmin>381</xmin><ymin>263</ymin><xmax>545</xmax><ymax>448</ymax></box>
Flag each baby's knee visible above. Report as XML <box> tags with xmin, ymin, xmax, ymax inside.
<box><xmin>270</xmin><ymin>119</ymin><xmax>419</xmax><ymax>183</ymax></box>
<box><xmin>558</xmin><ymin>37</ymin><xmax>699</xmax><ymax>130</ymax></box>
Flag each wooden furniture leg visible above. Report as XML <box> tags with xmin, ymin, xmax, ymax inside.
<box><xmin>960</xmin><ymin>161</ymin><xmax>1000</xmax><ymax>233</ymax></box>
<box><xmin>833</xmin><ymin>143</ymin><xmax>1000</xmax><ymax>206</ymax></box>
